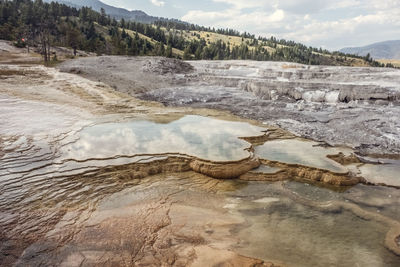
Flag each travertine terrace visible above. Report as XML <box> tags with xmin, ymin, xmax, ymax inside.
<box><xmin>60</xmin><ymin>56</ymin><xmax>400</xmax><ymax>156</ymax></box>
<box><xmin>1</xmin><ymin>42</ymin><xmax>400</xmax><ymax>266</ymax></box>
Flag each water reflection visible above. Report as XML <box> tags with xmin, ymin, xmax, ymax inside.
<box><xmin>358</xmin><ymin>163</ymin><xmax>400</xmax><ymax>187</ymax></box>
<box><xmin>251</xmin><ymin>165</ymin><xmax>282</xmax><ymax>174</ymax></box>
<box><xmin>255</xmin><ymin>139</ymin><xmax>350</xmax><ymax>173</ymax></box>
<box><xmin>62</xmin><ymin>115</ymin><xmax>266</xmax><ymax>162</ymax></box>
<box><xmin>225</xmin><ymin>181</ymin><xmax>400</xmax><ymax>267</ymax></box>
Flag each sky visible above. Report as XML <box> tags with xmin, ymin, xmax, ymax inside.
<box><xmin>101</xmin><ymin>0</ymin><xmax>400</xmax><ymax>50</ymax></box>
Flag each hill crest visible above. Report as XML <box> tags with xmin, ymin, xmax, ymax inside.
<box><xmin>340</xmin><ymin>40</ymin><xmax>400</xmax><ymax>60</ymax></box>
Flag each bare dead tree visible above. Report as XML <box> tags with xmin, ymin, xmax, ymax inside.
<box><xmin>37</xmin><ymin>22</ymin><xmax>52</xmax><ymax>63</ymax></box>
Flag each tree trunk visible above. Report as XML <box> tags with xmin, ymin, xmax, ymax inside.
<box><xmin>47</xmin><ymin>40</ymin><xmax>51</xmax><ymax>61</ymax></box>
<box><xmin>43</xmin><ymin>39</ymin><xmax>47</xmax><ymax>62</ymax></box>
<box><xmin>40</xmin><ymin>31</ymin><xmax>48</xmax><ymax>62</ymax></box>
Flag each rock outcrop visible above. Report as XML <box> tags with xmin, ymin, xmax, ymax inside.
<box><xmin>190</xmin><ymin>157</ymin><xmax>261</xmax><ymax>179</ymax></box>
<box><xmin>240</xmin><ymin>159</ymin><xmax>362</xmax><ymax>187</ymax></box>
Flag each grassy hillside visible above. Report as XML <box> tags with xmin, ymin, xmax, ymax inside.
<box><xmin>142</xmin><ymin>26</ymin><xmax>377</xmax><ymax>66</ymax></box>
<box><xmin>0</xmin><ymin>0</ymin><xmax>391</xmax><ymax>67</ymax></box>
<box><xmin>378</xmin><ymin>59</ymin><xmax>400</xmax><ymax>68</ymax></box>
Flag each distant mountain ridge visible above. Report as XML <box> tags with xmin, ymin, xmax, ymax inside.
<box><xmin>44</xmin><ymin>0</ymin><xmax>177</xmax><ymax>24</ymax></box>
<box><xmin>340</xmin><ymin>40</ymin><xmax>400</xmax><ymax>59</ymax></box>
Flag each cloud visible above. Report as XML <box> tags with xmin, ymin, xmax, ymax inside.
<box><xmin>284</xmin><ymin>7</ymin><xmax>400</xmax><ymax>49</ymax></box>
<box><xmin>271</xmin><ymin>0</ymin><xmax>361</xmax><ymax>14</ymax></box>
<box><xmin>150</xmin><ymin>0</ymin><xmax>165</xmax><ymax>7</ymax></box>
<box><xmin>64</xmin><ymin>116</ymin><xmax>263</xmax><ymax>162</ymax></box>
<box><xmin>181</xmin><ymin>0</ymin><xmax>400</xmax><ymax>50</ymax></box>
<box><xmin>366</xmin><ymin>0</ymin><xmax>400</xmax><ymax>9</ymax></box>
<box><xmin>212</xmin><ymin>0</ymin><xmax>270</xmax><ymax>9</ymax></box>
<box><xmin>211</xmin><ymin>0</ymin><xmax>361</xmax><ymax>13</ymax></box>
<box><xmin>182</xmin><ymin>8</ymin><xmax>285</xmax><ymax>30</ymax></box>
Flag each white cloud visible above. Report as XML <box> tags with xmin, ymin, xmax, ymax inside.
<box><xmin>212</xmin><ymin>0</ymin><xmax>270</xmax><ymax>9</ymax></box>
<box><xmin>63</xmin><ymin>116</ymin><xmax>263</xmax><ymax>161</ymax></box>
<box><xmin>181</xmin><ymin>0</ymin><xmax>400</xmax><ymax>50</ymax></box>
<box><xmin>284</xmin><ymin>8</ymin><xmax>400</xmax><ymax>49</ymax></box>
<box><xmin>272</xmin><ymin>0</ymin><xmax>362</xmax><ymax>14</ymax></box>
<box><xmin>150</xmin><ymin>0</ymin><xmax>165</xmax><ymax>7</ymax></box>
<box><xmin>182</xmin><ymin>8</ymin><xmax>285</xmax><ymax>30</ymax></box>
<box><xmin>212</xmin><ymin>0</ymin><xmax>362</xmax><ymax>13</ymax></box>
<box><xmin>366</xmin><ymin>0</ymin><xmax>400</xmax><ymax>9</ymax></box>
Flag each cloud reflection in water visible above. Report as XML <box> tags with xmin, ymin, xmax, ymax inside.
<box><xmin>63</xmin><ymin>115</ymin><xmax>266</xmax><ymax>161</ymax></box>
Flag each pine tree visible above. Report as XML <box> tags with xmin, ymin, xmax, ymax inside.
<box><xmin>165</xmin><ymin>44</ymin><xmax>173</xmax><ymax>58</ymax></box>
<box><xmin>183</xmin><ymin>45</ymin><xmax>191</xmax><ymax>60</ymax></box>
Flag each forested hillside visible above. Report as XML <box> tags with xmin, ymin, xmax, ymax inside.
<box><xmin>0</xmin><ymin>0</ymin><xmax>388</xmax><ymax>67</ymax></box>
<box><xmin>42</xmin><ymin>0</ymin><xmax>187</xmax><ymax>24</ymax></box>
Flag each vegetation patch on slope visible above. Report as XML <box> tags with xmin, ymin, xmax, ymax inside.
<box><xmin>0</xmin><ymin>0</ymin><xmax>393</xmax><ymax>67</ymax></box>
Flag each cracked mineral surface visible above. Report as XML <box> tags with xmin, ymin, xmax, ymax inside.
<box><xmin>59</xmin><ymin>56</ymin><xmax>400</xmax><ymax>156</ymax></box>
<box><xmin>1</xmin><ymin>43</ymin><xmax>400</xmax><ymax>266</ymax></box>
